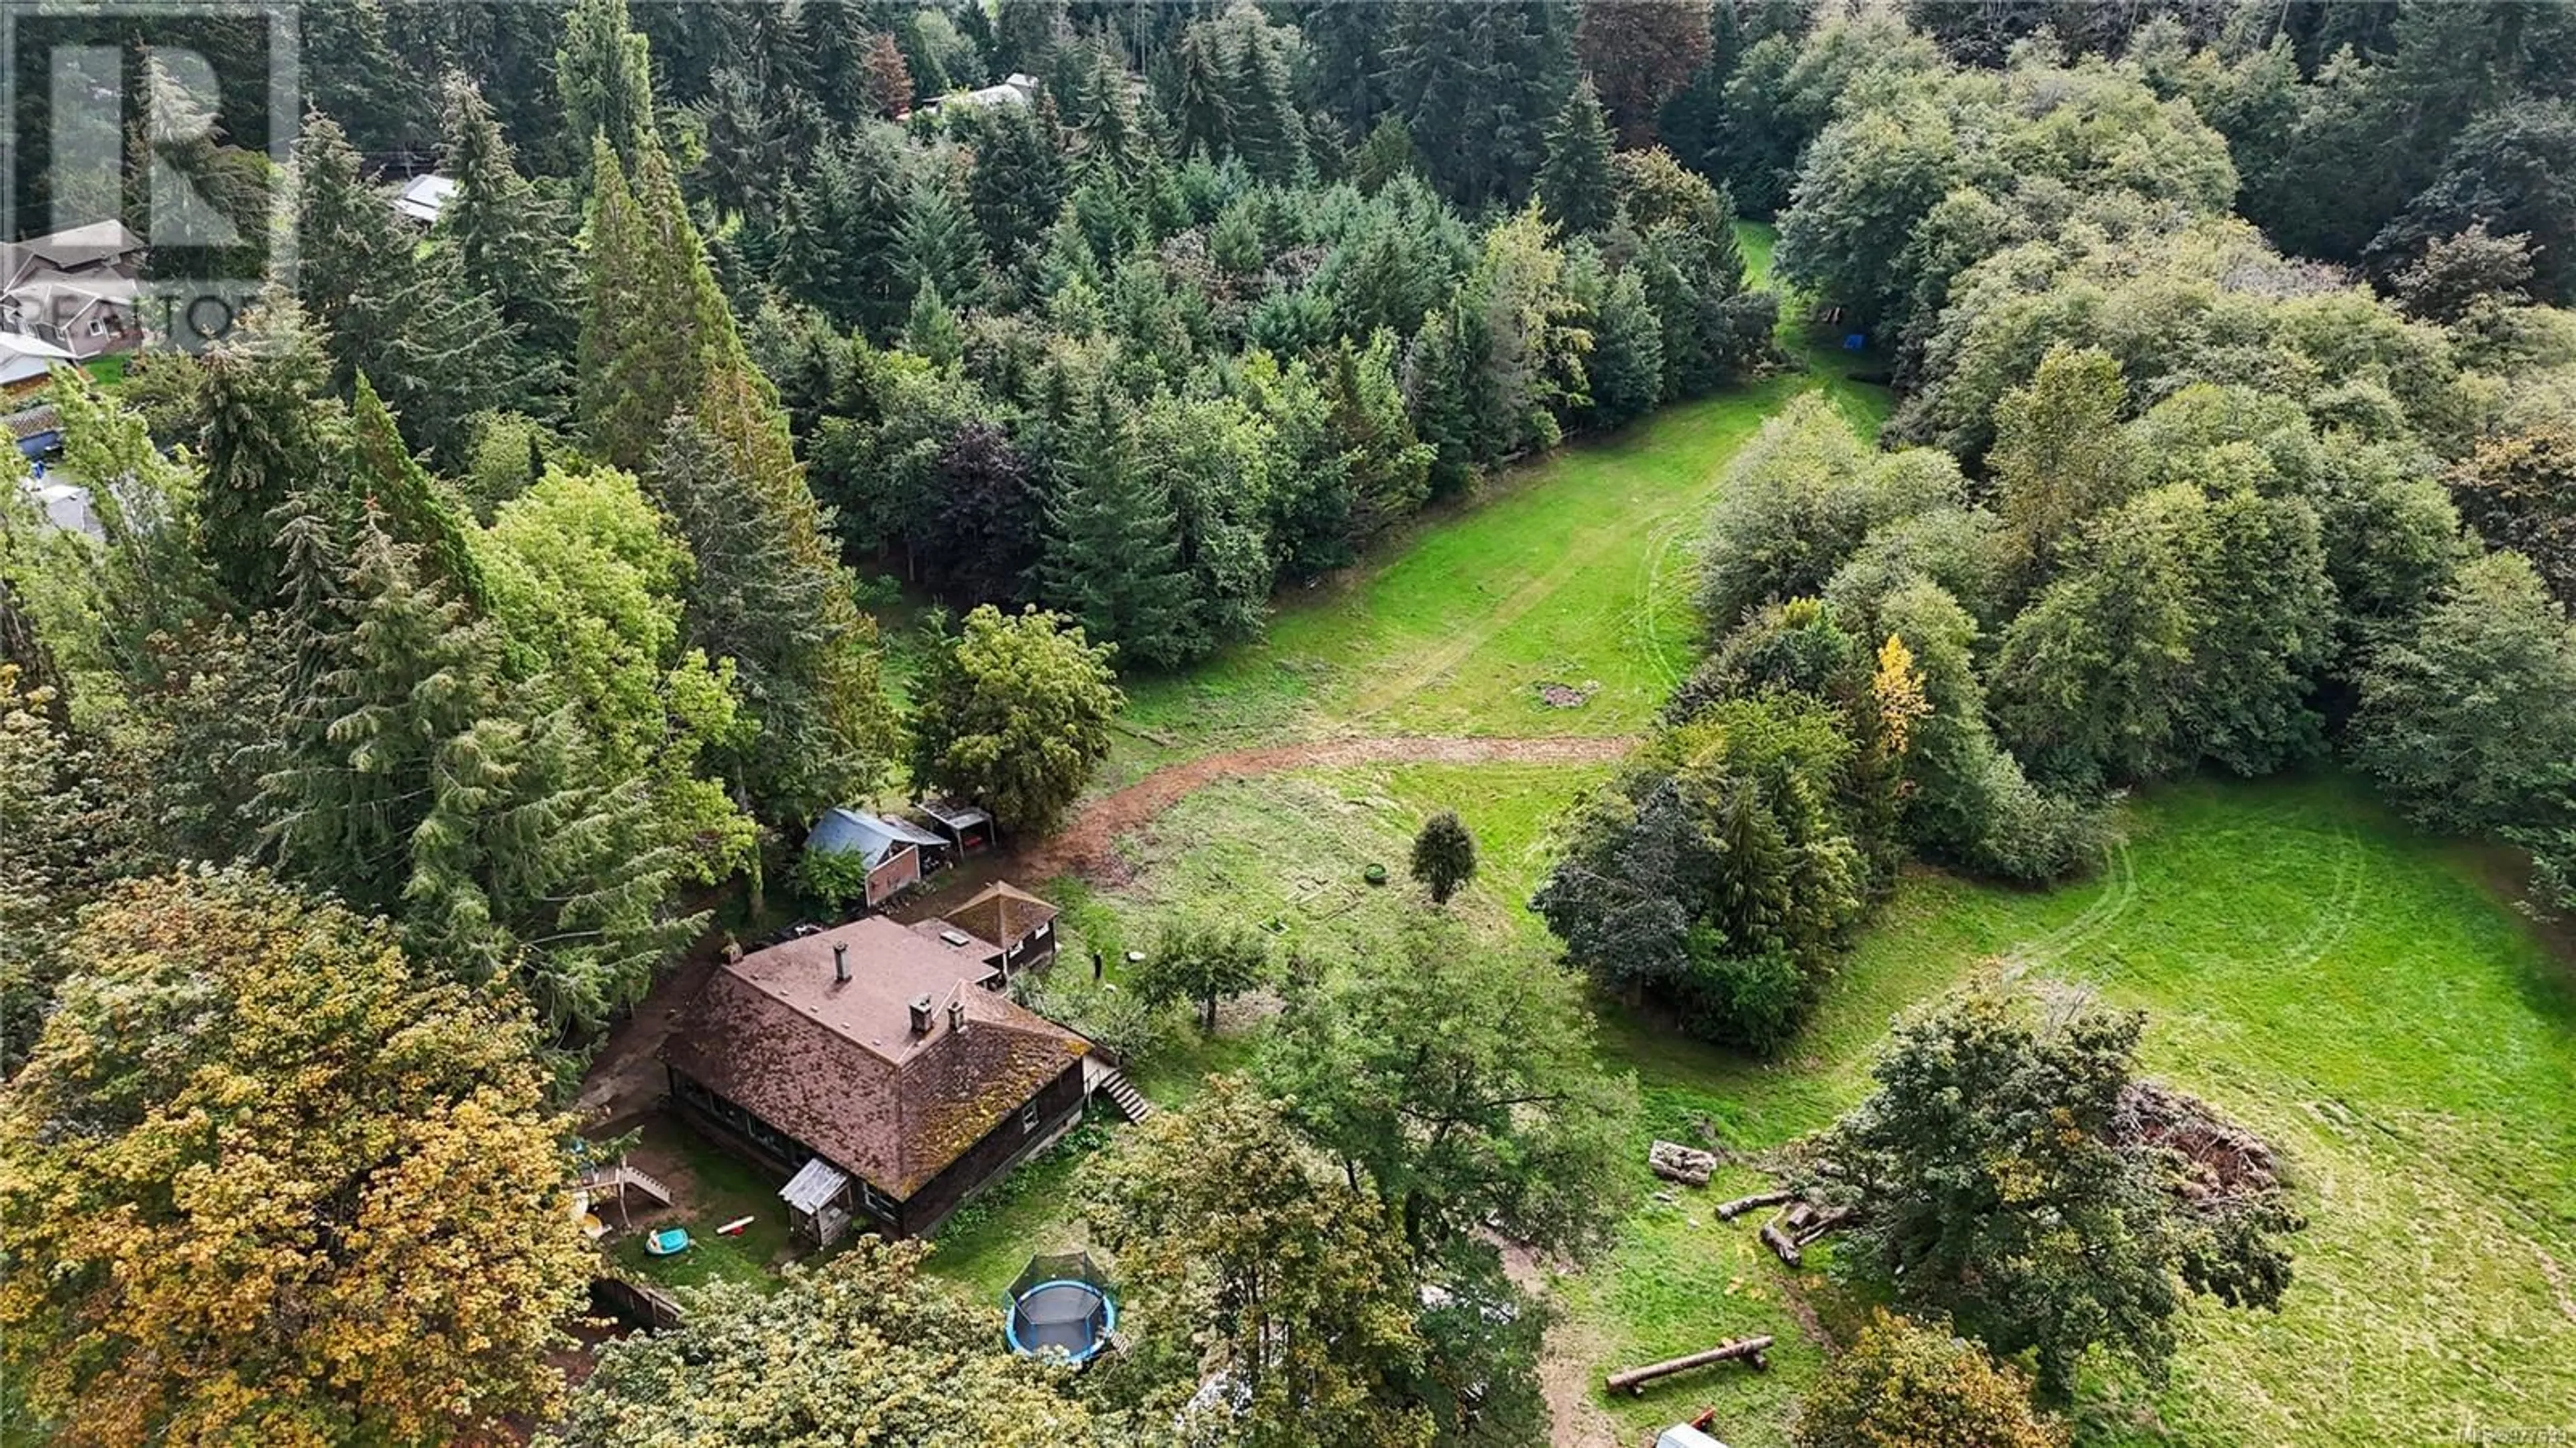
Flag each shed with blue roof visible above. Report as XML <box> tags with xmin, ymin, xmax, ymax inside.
<box><xmin>806</xmin><ymin>807</ymin><xmax>945</xmax><ymax>909</ymax></box>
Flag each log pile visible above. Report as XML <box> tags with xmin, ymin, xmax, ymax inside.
<box><xmin>1604</xmin><ymin>1335</ymin><xmax>1774</xmax><ymax>1394</ymax></box>
<box><xmin>1758</xmin><ymin>1199</ymin><xmax>1856</xmax><ymax>1265</ymax></box>
<box><xmin>1649</xmin><ymin>1139</ymin><xmax>1720</xmax><ymax>1187</ymax></box>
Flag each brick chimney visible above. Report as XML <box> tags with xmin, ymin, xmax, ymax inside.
<box><xmin>908</xmin><ymin>994</ymin><xmax>934</xmax><ymax>1035</ymax></box>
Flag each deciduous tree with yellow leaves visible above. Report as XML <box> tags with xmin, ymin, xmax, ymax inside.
<box><xmin>0</xmin><ymin>868</ymin><xmax>590</xmax><ymax>1447</ymax></box>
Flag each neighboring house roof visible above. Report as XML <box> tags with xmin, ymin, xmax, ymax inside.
<box><xmin>947</xmin><ymin>881</ymin><xmax>1060</xmax><ymax>953</ymax></box>
<box><xmin>9</xmin><ymin>274</ymin><xmax>138</xmax><ymax>310</ymax></box>
<box><xmin>392</xmin><ymin>173</ymin><xmax>458</xmax><ymax>225</ymax></box>
<box><xmin>661</xmin><ymin>916</ymin><xmax>1088</xmax><ymax>1198</ymax></box>
<box><xmin>924</xmin><ymin>72</ymin><xmax>1040</xmax><ymax>113</ymax></box>
<box><xmin>0</xmin><ymin>333</ymin><xmax>74</xmax><ymax>386</ymax></box>
<box><xmin>808</xmin><ymin>806</ymin><xmax>944</xmax><ymax>868</ymax></box>
<box><xmin>18</xmin><ymin>219</ymin><xmax>144</xmax><ymax>263</ymax></box>
<box><xmin>14</xmin><ymin>472</ymin><xmax>97</xmax><ymax>536</ymax></box>
<box><xmin>917</xmin><ymin>797</ymin><xmax>993</xmax><ymax>831</ymax></box>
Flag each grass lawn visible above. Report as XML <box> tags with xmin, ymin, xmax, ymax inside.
<box><xmin>987</xmin><ymin>762</ymin><xmax>2576</xmax><ymax>1447</ymax></box>
<box><xmin>1567</xmin><ymin>776</ymin><xmax>2576</xmax><ymax>1446</ymax></box>
<box><xmin>901</xmin><ymin>218</ymin><xmax>2576</xmax><ymax>1446</ymax></box>
<box><xmin>602</xmin><ymin>1115</ymin><xmax>798</xmax><ymax>1293</ymax></box>
<box><xmin>1096</xmin><ymin>227</ymin><xmax>1889</xmax><ymax>791</ymax></box>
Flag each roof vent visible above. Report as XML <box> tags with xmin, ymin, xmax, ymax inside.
<box><xmin>908</xmin><ymin>994</ymin><xmax>935</xmax><ymax>1036</ymax></box>
<box><xmin>833</xmin><ymin>942</ymin><xmax>849</xmax><ymax>984</ymax></box>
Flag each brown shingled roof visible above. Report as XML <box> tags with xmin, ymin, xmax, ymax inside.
<box><xmin>947</xmin><ymin>881</ymin><xmax>1060</xmax><ymax>953</ymax></box>
<box><xmin>661</xmin><ymin>917</ymin><xmax>1087</xmax><ymax>1198</ymax></box>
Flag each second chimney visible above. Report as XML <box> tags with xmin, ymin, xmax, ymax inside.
<box><xmin>833</xmin><ymin>941</ymin><xmax>849</xmax><ymax>984</ymax></box>
<box><xmin>908</xmin><ymin>994</ymin><xmax>935</xmax><ymax>1035</ymax></box>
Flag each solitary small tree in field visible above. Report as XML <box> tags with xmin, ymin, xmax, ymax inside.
<box><xmin>1133</xmin><ymin>917</ymin><xmax>1273</xmax><ymax>1033</ymax></box>
<box><xmin>1410</xmin><ymin>811</ymin><xmax>1478</xmax><ymax>904</ymax></box>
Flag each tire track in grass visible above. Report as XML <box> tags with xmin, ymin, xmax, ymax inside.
<box><xmin>1346</xmin><ymin>552</ymin><xmax>1589</xmax><ymax>721</ymax></box>
<box><xmin>1629</xmin><ymin>507</ymin><xmax>1699</xmax><ymax>698</ymax></box>
<box><xmin>2000</xmin><ymin>839</ymin><xmax>2139</xmax><ymax>974</ymax></box>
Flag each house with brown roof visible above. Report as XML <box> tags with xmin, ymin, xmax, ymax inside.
<box><xmin>910</xmin><ymin>880</ymin><xmax>1061</xmax><ymax>982</ymax></box>
<box><xmin>661</xmin><ymin>915</ymin><xmax>1089</xmax><ymax>1243</ymax></box>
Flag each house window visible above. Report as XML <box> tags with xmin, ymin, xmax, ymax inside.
<box><xmin>1020</xmin><ymin>1101</ymin><xmax>1040</xmax><ymax>1135</ymax></box>
<box><xmin>87</xmin><ymin>318</ymin><xmax>103</xmax><ymax>335</ymax></box>
<box><xmin>858</xmin><ymin>1180</ymin><xmax>894</xmax><ymax>1217</ymax></box>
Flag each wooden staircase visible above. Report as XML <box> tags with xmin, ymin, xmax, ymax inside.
<box><xmin>1095</xmin><ymin>1068</ymin><xmax>1156</xmax><ymax>1123</ymax></box>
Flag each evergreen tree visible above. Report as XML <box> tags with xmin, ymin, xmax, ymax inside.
<box><xmin>439</xmin><ymin>75</ymin><xmax>580</xmax><ymax>417</ymax></box>
<box><xmin>1326</xmin><ymin>330</ymin><xmax>1436</xmax><ymax>544</ymax></box>
<box><xmin>1538</xmin><ymin>79</ymin><xmax>1617</xmax><ymax>236</ymax></box>
<box><xmin>557</xmin><ymin>0</ymin><xmax>657</xmax><ymax>172</ymax></box>
<box><xmin>197</xmin><ymin>302</ymin><xmax>344</xmax><ymax>610</ymax></box>
<box><xmin>904</xmin><ymin>283</ymin><xmax>965</xmax><ymax>369</ymax></box>
<box><xmin>347</xmin><ymin>374</ymin><xmax>486</xmax><ymax>611</ymax></box>
<box><xmin>1589</xmin><ymin>265</ymin><xmax>1664</xmax><ymax>425</ymax></box>
<box><xmin>1390</xmin><ymin>0</ymin><xmax>1577</xmax><ymax>209</ymax></box>
<box><xmin>893</xmin><ymin>174</ymin><xmax>987</xmax><ymax>311</ymax></box>
<box><xmin>578</xmin><ymin>140</ymin><xmax>733</xmax><ymax>470</ymax></box>
<box><xmin>1171</xmin><ymin>23</ymin><xmax>1233</xmax><ymax>160</ymax></box>
<box><xmin>1403</xmin><ymin>301</ymin><xmax>1480</xmax><ymax>498</ymax></box>
<box><xmin>1226</xmin><ymin>19</ymin><xmax>1306</xmax><ymax>180</ymax></box>
<box><xmin>1408</xmin><ymin>809</ymin><xmax>1478</xmax><ymax>904</ymax></box>
<box><xmin>1041</xmin><ymin>384</ymin><xmax>1200</xmax><ymax>668</ymax></box>
<box><xmin>294</xmin><ymin>111</ymin><xmax>505</xmax><ymax>467</ymax></box>
<box><xmin>965</xmin><ymin>100</ymin><xmax>1067</xmax><ymax>268</ymax></box>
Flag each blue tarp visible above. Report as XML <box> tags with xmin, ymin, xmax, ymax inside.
<box><xmin>807</xmin><ymin>807</ymin><xmax>942</xmax><ymax>867</ymax></box>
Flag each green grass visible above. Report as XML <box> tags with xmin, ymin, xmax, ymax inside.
<box><xmin>993</xmin><ymin>763</ymin><xmax>2576</xmax><ymax>1447</ymax></box>
<box><xmin>1095</xmin><ymin>227</ymin><xmax>1890</xmax><ymax>790</ymax></box>
<box><xmin>907</xmin><ymin>218</ymin><xmax>2576</xmax><ymax>1446</ymax></box>
<box><xmin>603</xmin><ymin>1117</ymin><xmax>797</xmax><ymax>1293</ymax></box>
<box><xmin>1567</xmin><ymin>776</ymin><xmax>2576</xmax><ymax>1447</ymax></box>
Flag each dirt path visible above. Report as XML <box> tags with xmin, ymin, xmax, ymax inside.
<box><xmin>1497</xmin><ymin>1239</ymin><xmax>1620</xmax><ymax>1448</ymax></box>
<box><xmin>1016</xmin><ymin>733</ymin><xmax>1637</xmax><ymax>882</ymax></box>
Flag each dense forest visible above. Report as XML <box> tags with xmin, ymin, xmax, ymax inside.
<box><xmin>5</xmin><ymin>1</ymin><xmax>2576</xmax><ymax>1445</ymax></box>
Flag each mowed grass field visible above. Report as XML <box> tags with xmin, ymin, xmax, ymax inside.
<box><xmin>918</xmin><ymin>225</ymin><xmax>2576</xmax><ymax>1445</ymax></box>
<box><xmin>1102</xmin><ymin>227</ymin><xmax>1884</xmax><ymax>787</ymax></box>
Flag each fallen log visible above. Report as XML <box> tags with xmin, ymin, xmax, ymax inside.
<box><xmin>1760</xmin><ymin>1217</ymin><xmax>1802</xmax><ymax>1266</ymax></box>
<box><xmin>1716</xmin><ymin>1188</ymin><xmax>1793</xmax><ymax>1221</ymax></box>
<box><xmin>1605</xmin><ymin>1335</ymin><xmax>1774</xmax><ymax>1395</ymax></box>
<box><xmin>1649</xmin><ymin>1139</ymin><xmax>1719</xmax><ymax>1187</ymax></box>
<box><xmin>1792</xmin><ymin>1206</ymin><xmax>1854</xmax><ymax>1247</ymax></box>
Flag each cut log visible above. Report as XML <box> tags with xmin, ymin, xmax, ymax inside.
<box><xmin>1604</xmin><ymin>1335</ymin><xmax>1776</xmax><ymax>1394</ymax></box>
<box><xmin>1715</xmin><ymin>1188</ymin><xmax>1794</xmax><ymax>1221</ymax></box>
<box><xmin>1649</xmin><ymin>1139</ymin><xmax>1719</xmax><ymax>1187</ymax></box>
<box><xmin>1792</xmin><ymin>1206</ymin><xmax>1854</xmax><ymax>1246</ymax></box>
<box><xmin>1760</xmin><ymin>1217</ymin><xmax>1803</xmax><ymax>1266</ymax></box>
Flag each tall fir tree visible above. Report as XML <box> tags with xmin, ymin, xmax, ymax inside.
<box><xmin>1226</xmin><ymin>21</ymin><xmax>1306</xmax><ymax>180</ymax></box>
<box><xmin>1042</xmin><ymin>383</ymin><xmax>1199</xmax><ymax>668</ymax></box>
<box><xmin>1538</xmin><ymin>79</ymin><xmax>1617</xmax><ymax>235</ymax></box>
<box><xmin>441</xmin><ymin>74</ymin><xmax>580</xmax><ymax>413</ymax></box>
<box><xmin>197</xmin><ymin>301</ymin><xmax>345</xmax><ymax>610</ymax></box>
<box><xmin>557</xmin><ymin>0</ymin><xmax>657</xmax><ymax>173</ymax></box>
<box><xmin>293</xmin><ymin>111</ymin><xmax>505</xmax><ymax>467</ymax></box>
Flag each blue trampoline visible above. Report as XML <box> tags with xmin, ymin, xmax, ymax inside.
<box><xmin>1004</xmin><ymin>1252</ymin><xmax>1116</xmax><ymax>1365</ymax></box>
